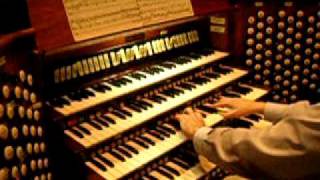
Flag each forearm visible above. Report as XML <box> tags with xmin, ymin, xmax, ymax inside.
<box><xmin>193</xmin><ymin>121</ymin><xmax>317</xmax><ymax>179</ymax></box>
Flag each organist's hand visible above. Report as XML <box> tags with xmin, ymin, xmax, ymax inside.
<box><xmin>175</xmin><ymin>107</ymin><xmax>205</xmax><ymax>139</ymax></box>
<box><xmin>208</xmin><ymin>97</ymin><xmax>265</xmax><ymax>119</ymax></box>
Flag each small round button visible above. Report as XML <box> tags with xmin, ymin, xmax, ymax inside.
<box><xmin>14</xmin><ymin>86</ymin><xmax>22</xmax><ymax>99</ymax></box>
<box><xmin>277</xmin><ymin>32</ymin><xmax>284</xmax><ymax>40</ymax></box>
<box><xmin>34</xmin><ymin>110</ymin><xmax>41</xmax><ymax>121</ymax></box>
<box><xmin>0</xmin><ymin>125</ymin><xmax>9</xmax><ymax>140</ymax></box>
<box><xmin>248</xmin><ymin>16</ymin><xmax>255</xmax><ymax>24</ymax></box>
<box><xmin>291</xmin><ymin>85</ymin><xmax>298</xmax><ymax>91</ymax></box>
<box><xmin>27</xmin><ymin>74</ymin><xmax>33</xmax><ymax>87</ymax></box>
<box><xmin>30</xmin><ymin>126</ymin><xmax>37</xmax><ymax>137</ymax></box>
<box><xmin>278</xmin><ymin>10</ymin><xmax>286</xmax><ymax>18</ymax></box>
<box><xmin>246</xmin><ymin>48</ymin><xmax>254</xmax><ymax>56</ymax></box>
<box><xmin>246</xmin><ymin>59</ymin><xmax>253</xmax><ymax>66</ymax></box>
<box><xmin>26</xmin><ymin>143</ymin><xmax>33</xmax><ymax>155</ymax></box>
<box><xmin>27</xmin><ymin>108</ymin><xmax>33</xmax><ymax>120</ymax></box>
<box><xmin>34</xmin><ymin>143</ymin><xmax>40</xmax><ymax>154</ymax></box>
<box><xmin>2</xmin><ymin>85</ymin><xmax>10</xmax><ymax>99</ymax></box>
<box><xmin>296</xmin><ymin>21</ymin><xmax>303</xmax><ymax>29</ymax></box>
<box><xmin>6</xmin><ymin>105</ymin><xmax>14</xmax><ymax>120</ymax></box>
<box><xmin>308</xmin><ymin>16</ymin><xmax>315</xmax><ymax>24</ymax></box>
<box><xmin>287</xmin><ymin>16</ymin><xmax>294</xmax><ymax>24</ymax></box>
<box><xmin>265</xmin><ymin>38</ymin><xmax>272</xmax><ymax>46</ymax></box>
<box><xmin>18</xmin><ymin>106</ymin><xmax>25</xmax><ymax>119</ymax></box>
<box><xmin>38</xmin><ymin>159</ymin><xmax>43</xmax><ymax>169</ymax></box>
<box><xmin>11</xmin><ymin>127</ymin><xmax>19</xmax><ymax>140</ymax></box>
<box><xmin>23</xmin><ymin>89</ymin><xmax>29</xmax><ymax>101</ymax></box>
<box><xmin>30</xmin><ymin>93</ymin><xmax>37</xmax><ymax>104</ymax></box>
<box><xmin>247</xmin><ymin>28</ymin><xmax>255</xmax><ymax>35</ymax></box>
<box><xmin>19</xmin><ymin>70</ymin><xmax>26</xmax><ymax>83</ymax></box>
<box><xmin>266</xmin><ymin>16</ymin><xmax>274</xmax><ymax>24</ymax></box>
<box><xmin>38</xmin><ymin>127</ymin><xmax>43</xmax><ymax>137</ymax></box>
<box><xmin>22</xmin><ymin>125</ymin><xmax>29</xmax><ymax>137</ymax></box>
<box><xmin>40</xmin><ymin>142</ymin><xmax>46</xmax><ymax>153</ymax></box>
<box><xmin>297</xmin><ymin>10</ymin><xmax>304</xmax><ymax>18</ymax></box>
<box><xmin>20</xmin><ymin>164</ymin><xmax>27</xmax><ymax>177</ymax></box>
<box><xmin>4</xmin><ymin>146</ymin><xmax>14</xmax><ymax>160</ymax></box>
<box><xmin>257</xmin><ymin>22</ymin><xmax>264</xmax><ymax>30</ymax></box>
<box><xmin>278</xmin><ymin>22</ymin><xmax>285</xmax><ymax>30</ymax></box>
<box><xmin>0</xmin><ymin>167</ymin><xmax>9</xmax><ymax>180</ymax></box>
<box><xmin>30</xmin><ymin>160</ymin><xmax>37</xmax><ymax>171</ymax></box>
<box><xmin>0</xmin><ymin>104</ymin><xmax>4</xmax><ymax>118</ymax></box>
<box><xmin>16</xmin><ymin>146</ymin><xmax>25</xmax><ymax>161</ymax></box>
<box><xmin>295</xmin><ymin>33</ymin><xmax>302</xmax><ymax>40</ymax></box>
<box><xmin>11</xmin><ymin>166</ymin><xmax>19</xmax><ymax>179</ymax></box>
<box><xmin>44</xmin><ymin>158</ymin><xmax>49</xmax><ymax>168</ymax></box>
<box><xmin>257</xmin><ymin>11</ymin><xmax>265</xmax><ymax>18</ymax></box>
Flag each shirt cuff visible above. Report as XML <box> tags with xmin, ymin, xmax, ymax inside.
<box><xmin>264</xmin><ymin>102</ymin><xmax>289</xmax><ymax>123</ymax></box>
<box><xmin>193</xmin><ymin>127</ymin><xmax>213</xmax><ymax>157</ymax></box>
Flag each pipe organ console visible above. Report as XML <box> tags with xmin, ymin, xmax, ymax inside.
<box><xmin>0</xmin><ymin>0</ymin><xmax>319</xmax><ymax>179</ymax></box>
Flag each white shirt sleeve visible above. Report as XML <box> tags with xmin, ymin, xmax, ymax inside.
<box><xmin>193</xmin><ymin>101</ymin><xmax>320</xmax><ymax>179</ymax></box>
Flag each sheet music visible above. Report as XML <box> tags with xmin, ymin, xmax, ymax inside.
<box><xmin>63</xmin><ymin>0</ymin><xmax>142</xmax><ymax>41</ymax></box>
<box><xmin>137</xmin><ymin>0</ymin><xmax>194</xmax><ymax>26</ymax></box>
<box><xmin>62</xmin><ymin>0</ymin><xmax>194</xmax><ymax>41</ymax></box>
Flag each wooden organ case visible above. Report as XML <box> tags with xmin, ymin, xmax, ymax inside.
<box><xmin>24</xmin><ymin>0</ymin><xmax>272</xmax><ymax>179</ymax></box>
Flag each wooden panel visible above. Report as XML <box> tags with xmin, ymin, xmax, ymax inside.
<box><xmin>191</xmin><ymin>0</ymin><xmax>232</xmax><ymax>15</ymax></box>
<box><xmin>27</xmin><ymin>0</ymin><xmax>74</xmax><ymax>51</ymax></box>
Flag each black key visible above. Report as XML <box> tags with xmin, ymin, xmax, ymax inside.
<box><xmin>204</xmin><ymin>72</ymin><xmax>220</xmax><ymax>79</ymax></box>
<box><xmin>125</xmin><ymin>103</ymin><xmax>142</xmax><ymax>112</ymax></box>
<box><xmin>69</xmin><ymin>128</ymin><xmax>84</xmax><ymax>138</ymax></box>
<box><xmin>158</xmin><ymin>125</ymin><xmax>176</xmax><ymax>134</ymax></box>
<box><xmin>96</xmin><ymin>153</ymin><xmax>114</xmax><ymax>167</ymax></box>
<box><xmin>138</xmin><ymin>100</ymin><xmax>153</xmax><ymax>108</ymax></box>
<box><xmin>87</xmin><ymin>120</ymin><xmax>103</xmax><ymax>130</ymax></box>
<box><xmin>109</xmin><ymin>150</ymin><xmax>125</xmax><ymax>162</ymax></box>
<box><xmin>108</xmin><ymin>79</ymin><xmax>123</xmax><ymax>87</ymax></box>
<box><xmin>67</xmin><ymin>92</ymin><xmax>82</xmax><ymax>101</ymax></box>
<box><xmin>76</xmin><ymin>89</ymin><xmax>88</xmax><ymax>99</ymax></box>
<box><xmin>82</xmin><ymin>88</ymin><xmax>96</xmax><ymax>96</ymax></box>
<box><xmin>132</xmin><ymin>138</ymin><xmax>149</xmax><ymax>148</ymax></box>
<box><xmin>148</xmin><ymin>130</ymin><xmax>165</xmax><ymax>140</ymax></box>
<box><xmin>171</xmin><ymin>159</ymin><xmax>190</xmax><ymax>169</ymax></box>
<box><xmin>246</xmin><ymin>114</ymin><xmax>261</xmax><ymax>121</ymax></box>
<box><xmin>77</xmin><ymin>124</ymin><xmax>91</xmax><ymax>135</ymax></box>
<box><xmin>139</xmin><ymin>135</ymin><xmax>155</xmax><ymax>145</ymax></box>
<box><xmin>111</xmin><ymin>110</ymin><xmax>127</xmax><ymax>119</ymax></box>
<box><xmin>131</xmin><ymin>101</ymin><xmax>148</xmax><ymax>110</ymax></box>
<box><xmin>90</xmin><ymin>158</ymin><xmax>107</xmax><ymax>171</ymax></box>
<box><xmin>162</xmin><ymin>165</ymin><xmax>180</xmax><ymax>176</ymax></box>
<box><xmin>188</xmin><ymin>52</ymin><xmax>201</xmax><ymax>59</ymax></box>
<box><xmin>116</xmin><ymin>146</ymin><xmax>132</xmax><ymax>158</ymax></box>
<box><xmin>91</xmin><ymin>84</ymin><xmax>107</xmax><ymax>93</ymax></box>
<box><xmin>156</xmin><ymin>168</ymin><xmax>174</xmax><ymax>179</ymax></box>
<box><xmin>94</xmin><ymin>117</ymin><xmax>110</xmax><ymax>127</ymax></box>
<box><xmin>222</xmin><ymin>91</ymin><xmax>241</xmax><ymax>98</ymax></box>
<box><xmin>147</xmin><ymin>96</ymin><xmax>162</xmax><ymax>104</ymax></box>
<box><xmin>233</xmin><ymin>84</ymin><xmax>252</xmax><ymax>94</ymax></box>
<box><xmin>99</xmin><ymin>83</ymin><xmax>112</xmax><ymax>91</ymax></box>
<box><xmin>144</xmin><ymin>175</ymin><xmax>157</xmax><ymax>180</ymax></box>
<box><xmin>155</xmin><ymin>127</ymin><xmax>170</xmax><ymax>137</ymax></box>
<box><xmin>117</xmin><ymin>108</ymin><xmax>132</xmax><ymax>117</ymax></box>
<box><xmin>154</xmin><ymin>95</ymin><xmax>166</xmax><ymax>101</ymax></box>
<box><xmin>55</xmin><ymin>97</ymin><xmax>70</xmax><ymax>106</ymax></box>
<box><xmin>101</xmin><ymin>114</ymin><xmax>116</xmax><ymax>124</ymax></box>
<box><xmin>197</xmin><ymin>105</ymin><xmax>218</xmax><ymax>113</ymax></box>
<box><xmin>122</xmin><ymin>77</ymin><xmax>133</xmax><ymax>83</ymax></box>
<box><xmin>60</xmin><ymin>97</ymin><xmax>71</xmax><ymax>105</ymax></box>
<box><xmin>122</xmin><ymin>144</ymin><xmax>139</xmax><ymax>154</ymax></box>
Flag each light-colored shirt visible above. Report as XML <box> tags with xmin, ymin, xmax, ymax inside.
<box><xmin>193</xmin><ymin>101</ymin><xmax>320</xmax><ymax>179</ymax></box>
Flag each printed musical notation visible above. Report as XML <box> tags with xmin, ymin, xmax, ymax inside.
<box><xmin>62</xmin><ymin>0</ymin><xmax>194</xmax><ymax>41</ymax></box>
<box><xmin>137</xmin><ymin>0</ymin><xmax>194</xmax><ymax>26</ymax></box>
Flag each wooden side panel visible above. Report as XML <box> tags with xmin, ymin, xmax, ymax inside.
<box><xmin>27</xmin><ymin>0</ymin><xmax>74</xmax><ymax>51</ymax></box>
